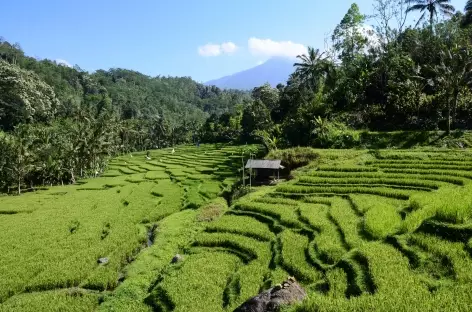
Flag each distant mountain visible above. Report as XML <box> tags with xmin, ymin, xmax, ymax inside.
<box><xmin>205</xmin><ymin>57</ymin><xmax>295</xmax><ymax>90</ymax></box>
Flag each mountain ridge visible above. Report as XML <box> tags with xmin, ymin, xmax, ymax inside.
<box><xmin>205</xmin><ymin>57</ymin><xmax>295</xmax><ymax>90</ymax></box>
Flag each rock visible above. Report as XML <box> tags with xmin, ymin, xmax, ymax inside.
<box><xmin>233</xmin><ymin>277</ymin><xmax>306</xmax><ymax>312</ymax></box>
<box><xmin>97</xmin><ymin>257</ymin><xmax>109</xmax><ymax>265</ymax></box>
<box><xmin>117</xmin><ymin>272</ymin><xmax>125</xmax><ymax>283</ymax></box>
<box><xmin>171</xmin><ymin>254</ymin><xmax>183</xmax><ymax>264</ymax></box>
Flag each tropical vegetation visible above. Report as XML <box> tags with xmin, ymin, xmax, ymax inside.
<box><xmin>202</xmin><ymin>0</ymin><xmax>472</xmax><ymax>148</ymax></box>
<box><xmin>3</xmin><ymin>1</ymin><xmax>472</xmax><ymax>311</ymax></box>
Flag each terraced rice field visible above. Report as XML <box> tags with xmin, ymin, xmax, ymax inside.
<box><xmin>0</xmin><ymin>145</ymin><xmax>253</xmax><ymax>312</ymax></box>
<box><xmin>146</xmin><ymin>148</ymin><xmax>472</xmax><ymax>312</ymax></box>
<box><xmin>2</xmin><ymin>147</ymin><xmax>472</xmax><ymax>311</ymax></box>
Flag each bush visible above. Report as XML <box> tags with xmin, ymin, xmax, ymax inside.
<box><xmin>231</xmin><ymin>185</ymin><xmax>253</xmax><ymax>202</ymax></box>
<box><xmin>312</xmin><ymin>117</ymin><xmax>361</xmax><ymax>148</ymax></box>
<box><xmin>266</xmin><ymin>147</ymin><xmax>319</xmax><ymax>170</ymax></box>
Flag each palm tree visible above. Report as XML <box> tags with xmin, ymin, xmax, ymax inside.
<box><xmin>406</xmin><ymin>0</ymin><xmax>455</xmax><ymax>28</ymax></box>
<box><xmin>431</xmin><ymin>46</ymin><xmax>472</xmax><ymax>134</ymax></box>
<box><xmin>294</xmin><ymin>47</ymin><xmax>329</xmax><ymax>92</ymax></box>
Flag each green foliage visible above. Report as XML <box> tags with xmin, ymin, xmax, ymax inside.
<box><xmin>293</xmin><ymin>47</ymin><xmax>331</xmax><ymax>93</ymax></box>
<box><xmin>240</xmin><ymin>99</ymin><xmax>273</xmax><ymax>143</ymax></box>
<box><xmin>404</xmin><ymin>184</ymin><xmax>472</xmax><ymax>232</ymax></box>
<box><xmin>251</xmin><ymin>83</ymin><xmax>280</xmax><ymax>111</ymax></box>
<box><xmin>150</xmin><ymin>147</ymin><xmax>472</xmax><ymax>312</ymax></box>
<box><xmin>332</xmin><ymin>3</ymin><xmax>368</xmax><ymax>63</ymax></box>
<box><xmin>312</xmin><ymin>117</ymin><xmax>361</xmax><ymax>148</ymax></box>
<box><xmin>0</xmin><ymin>60</ymin><xmax>59</xmax><ymax>130</ymax></box>
<box><xmin>199</xmin><ymin>4</ymin><xmax>472</xmax><ymax>147</ymax></box>
<box><xmin>266</xmin><ymin>147</ymin><xmax>319</xmax><ymax>170</ymax></box>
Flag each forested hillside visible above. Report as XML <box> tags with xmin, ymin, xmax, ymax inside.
<box><xmin>0</xmin><ymin>38</ymin><xmax>249</xmax><ymax>192</ymax></box>
<box><xmin>202</xmin><ymin>2</ymin><xmax>472</xmax><ymax>148</ymax></box>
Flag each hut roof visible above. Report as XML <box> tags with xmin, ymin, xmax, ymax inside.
<box><xmin>245</xmin><ymin>159</ymin><xmax>283</xmax><ymax>169</ymax></box>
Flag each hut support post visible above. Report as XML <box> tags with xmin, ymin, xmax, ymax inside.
<box><xmin>249</xmin><ymin>168</ymin><xmax>252</xmax><ymax>189</ymax></box>
<box><xmin>242</xmin><ymin>157</ymin><xmax>245</xmax><ymax>186</ymax></box>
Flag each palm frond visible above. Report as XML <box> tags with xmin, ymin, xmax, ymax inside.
<box><xmin>407</xmin><ymin>3</ymin><xmax>427</xmax><ymax>13</ymax></box>
<box><xmin>415</xmin><ymin>11</ymin><xmax>427</xmax><ymax>27</ymax></box>
<box><xmin>439</xmin><ymin>3</ymin><xmax>455</xmax><ymax>14</ymax></box>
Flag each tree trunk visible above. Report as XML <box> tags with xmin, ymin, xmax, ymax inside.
<box><xmin>430</xmin><ymin>10</ymin><xmax>434</xmax><ymax>31</ymax></box>
<box><xmin>452</xmin><ymin>88</ymin><xmax>459</xmax><ymax>132</ymax></box>
<box><xmin>18</xmin><ymin>176</ymin><xmax>21</xmax><ymax>195</ymax></box>
<box><xmin>241</xmin><ymin>156</ymin><xmax>245</xmax><ymax>186</ymax></box>
<box><xmin>447</xmin><ymin>98</ymin><xmax>451</xmax><ymax>135</ymax></box>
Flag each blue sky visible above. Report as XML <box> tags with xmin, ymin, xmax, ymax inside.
<box><xmin>1</xmin><ymin>0</ymin><xmax>468</xmax><ymax>82</ymax></box>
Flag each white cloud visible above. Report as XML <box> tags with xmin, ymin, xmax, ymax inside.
<box><xmin>256</xmin><ymin>60</ymin><xmax>265</xmax><ymax>65</ymax></box>
<box><xmin>198</xmin><ymin>42</ymin><xmax>238</xmax><ymax>57</ymax></box>
<box><xmin>248</xmin><ymin>38</ymin><xmax>307</xmax><ymax>59</ymax></box>
<box><xmin>198</xmin><ymin>44</ymin><xmax>222</xmax><ymax>57</ymax></box>
<box><xmin>221</xmin><ymin>42</ymin><xmax>237</xmax><ymax>54</ymax></box>
<box><xmin>56</xmin><ymin>59</ymin><xmax>72</xmax><ymax>67</ymax></box>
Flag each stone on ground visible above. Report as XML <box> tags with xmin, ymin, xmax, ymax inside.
<box><xmin>233</xmin><ymin>277</ymin><xmax>306</xmax><ymax>312</ymax></box>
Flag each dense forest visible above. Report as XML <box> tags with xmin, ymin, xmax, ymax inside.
<box><xmin>2</xmin><ymin>0</ymin><xmax>472</xmax><ymax>193</ymax></box>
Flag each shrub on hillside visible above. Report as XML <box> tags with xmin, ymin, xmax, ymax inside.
<box><xmin>312</xmin><ymin>117</ymin><xmax>361</xmax><ymax>148</ymax></box>
<box><xmin>266</xmin><ymin>147</ymin><xmax>319</xmax><ymax>170</ymax></box>
<box><xmin>231</xmin><ymin>185</ymin><xmax>253</xmax><ymax>202</ymax></box>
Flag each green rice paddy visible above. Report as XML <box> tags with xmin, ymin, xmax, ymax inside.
<box><xmin>2</xmin><ymin>146</ymin><xmax>472</xmax><ymax>311</ymax></box>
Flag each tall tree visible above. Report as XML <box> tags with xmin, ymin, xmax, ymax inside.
<box><xmin>372</xmin><ymin>0</ymin><xmax>412</xmax><ymax>46</ymax></box>
<box><xmin>5</xmin><ymin>126</ymin><xmax>35</xmax><ymax>194</ymax></box>
<box><xmin>332</xmin><ymin>3</ymin><xmax>368</xmax><ymax>64</ymax></box>
<box><xmin>294</xmin><ymin>47</ymin><xmax>328</xmax><ymax>92</ymax></box>
<box><xmin>431</xmin><ymin>45</ymin><xmax>472</xmax><ymax>133</ymax></box>
<box><xmin>406</xmin><ymin>0</ymin><xmax>455</xmax><ymax>27</ymax></box>
<box><xmin>0</xmin><ymin>61</ymin><xmax>59</xmax><ymax>130</ymax></box>
<box><xmin>251</xmin><ymin>83</ymin><xmax>280</xmax><ymax>111</ymax></box>
<box><xmin>240</xmin><ymin>100</ymin><xmax>273</xmax><ymax>143</ymax></box>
